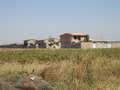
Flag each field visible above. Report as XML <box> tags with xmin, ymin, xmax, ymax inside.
<box><xmin>0</xmin><ymin>48</ymin><xmax>120</xmax><ymax>90</ymax></box>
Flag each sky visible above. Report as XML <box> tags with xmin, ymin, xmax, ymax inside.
<box><xmin>0</xmin><ymin>0</ymin><xmax>120</xmax><ymax>44</ymax></box>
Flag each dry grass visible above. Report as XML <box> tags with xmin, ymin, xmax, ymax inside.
<box><xmin>0</xmin><ymin>61</ymin><xmax>49</xmax><ymax>76</ymax></box>
<box><xmin>0</xmin><ymin>48</ymin><xmax>120</xmax><ymax>90</ymax></box>
<box><xmin>0</xmin><ymin>59</ymin><xmax>120</xmax><ymax>90</ymax></box>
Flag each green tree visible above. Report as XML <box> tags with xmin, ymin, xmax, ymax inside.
<box><xmin>84</xmin><ymin>36</ymin><xmax>89</xmax><ymax>42</ymax></box>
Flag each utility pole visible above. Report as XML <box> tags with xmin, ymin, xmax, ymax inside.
<box><xmin>101</xmin><ymin>33</ymin><xmax>103</xmax><ymax>40</ymax></box>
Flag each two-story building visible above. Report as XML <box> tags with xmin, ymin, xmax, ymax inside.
<box><xmin>60</xmin><ymin>33</ymin><xmax>89</xmax><ymax>48</ymax></box>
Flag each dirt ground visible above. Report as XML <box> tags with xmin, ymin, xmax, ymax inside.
<box><xmin>0</xmin><ymin>73</ymin><xmax>54</xmax><ymax>90</ymax></box>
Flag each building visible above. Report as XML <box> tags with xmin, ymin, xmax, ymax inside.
<box><xmin>8</xmin><ymin>43</ymin><xmax>24</xmax><ymax>48</ymax></box>
<box><xmin>36</xmin><ymin>38</ymin><xmax>61</xmax><ymax>49</ymax></box>
<box><xmin>1</xmin><ymin>33</ymin><xmax>120</xmax><ymax>49</ymax></box>
<box><xmin>60</xmin><ymin>33</ymin><xmax>89</xmax><ymax>48</ymax></box>
<box><xmin>23</xmin><ymin>38</ymin><xmax>61</xmax><ymax>49</ymax></box>
<box><xmin>0</xmin><ymin>43</ymin><xmax>24</xmax><ymax>48</ymax></box>
<box><xmin>24</xmin><ymin>39</ymin><xmax>37</xmax><ymax>48</ymax></box>
<box><xmin>36</xmin><ymin>39</ymin><xmax>49</xmax><ymax>48</ymax></box>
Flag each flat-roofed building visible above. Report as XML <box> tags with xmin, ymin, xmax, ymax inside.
<box><xmin>36</xmin><ymin>38</ymin><xmax>61</xmax><ymax>49</ymax></box>
<box><xmin>24</xmin><ymin>39</ymin><xmax>37</xmax><ymax>48</ymax></box>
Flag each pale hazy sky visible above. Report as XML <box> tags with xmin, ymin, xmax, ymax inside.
<box><xmin>0</xmin><ymin>0</ymin><xmax>120</xmax><ymax>44</ymax></box>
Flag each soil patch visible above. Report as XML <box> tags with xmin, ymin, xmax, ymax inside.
<box><xmin>0</xmin><ymin>73</ymin><xmax>54</xmax><ymax>90</ymax></box>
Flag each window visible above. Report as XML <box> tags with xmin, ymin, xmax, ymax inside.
<box><xmin>74</xmin><ymin>36</ymin><xmax>77</xmax><ymax>39</ymax></box>
<box><xmin>74</xmin><ymin>36</ymin><xmax>81</xmax><ymax>40</ymax></box>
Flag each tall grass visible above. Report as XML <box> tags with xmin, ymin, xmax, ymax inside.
<box><xmin>0</xmin><ymin>48</ymin><xmax>120</xmax><ymax>90</ymax></box>
<box><xmin>0</xmin><ymin>48</ymin><xmax>120</xmax><ymax>63</ymax></box>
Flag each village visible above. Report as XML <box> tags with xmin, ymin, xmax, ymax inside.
<box><xmin>0</xmin><ymin>33</ymin><xmax>120</xmax><ymax>49</ymax></box>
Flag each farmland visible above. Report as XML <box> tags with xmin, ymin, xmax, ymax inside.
<box><xmin>0</xmin><ymin>48</ymin><xmax>120</xmax><ymax>90</ymax></box>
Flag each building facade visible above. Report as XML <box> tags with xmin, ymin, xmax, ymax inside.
<box><xmin>36</xmin><ymin>38</ymin><xmax>61</xmax><ymax>49</ymax></box>
<box><xmin>24</xmin><ymin>39</ymin><xmax>37</xmax><ymax>48</ymax></box>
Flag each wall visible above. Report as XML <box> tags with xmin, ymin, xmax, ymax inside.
<box><xmin>92</xmin><ymin>43</ymin><xmax>111</xmax><ymax>48</ymax></box>
<box><xmin>60</xmin><ymin>36</ymin><xmax>72</xmax><ymax>48</ymax></box>
<box><xmin>0</xmin><ymin>44</ymin><xmax>24</xmax><ymax>48</ymax></box>
<box><xmin>71</xmin><ymin>43</ymin><xmax>81</xmax><ymax>48</ymax></box>
<box><xmin>81</xmin><ymin>42</ymin><xmax>93</xmax><ymax>49</ymax></box>
<box><xmin>111</xmin><ymin>43</ymin><xmax>120</xmax><ymax>48</ymax></box>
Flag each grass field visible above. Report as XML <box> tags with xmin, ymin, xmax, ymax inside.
<box><xmin>0</xmin><ymin>48</ymin><xmax>120</xmax><ymax>90</ymax></box>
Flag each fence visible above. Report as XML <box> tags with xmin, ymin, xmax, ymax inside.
<box><xmin>81</xmin><ymin>42</ymin><xmax>120</xmax><ymax>49</ymax></box>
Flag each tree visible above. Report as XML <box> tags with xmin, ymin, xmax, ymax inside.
<box><xmin>23</xmin><ymin>42</ymin><xmax>28</xmax><ymax>48</ymax></box>
<box><xmin>84</xmin><ymin>36</ymin><xmax>89</xmax><ymax>42</ymax></box>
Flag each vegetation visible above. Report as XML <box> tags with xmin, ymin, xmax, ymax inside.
<box><xmin>0</xmin><ymin>48</ymin><xmax>120</xmax><ymax>90</ymax></box>
<box><xmin>23</xmin><ymin>42</ymin><xmax>28</xmax><ymax>48</ymax></box>
<box><xmin>84</xmin><ymin>35</ymin><xmax>89</xmax><ymax>42</ymax></box>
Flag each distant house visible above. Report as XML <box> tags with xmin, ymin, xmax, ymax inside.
<box><xmin>0</xmin><ymin>43</ymin><xmax>24</xmax><ymax>48</ymax></box>
<box><xmin>36</xmin><ymin>39</ymin><xmax>48</xmax><ymax>48</ymax></box>
<box><xmin>23</xmin><ymin>38</ymin><xmax>61</xmax><ymax>49</ymax></box>
<box><xmin>36</xmin><ymin>38</ymin><xmax>61</xmax><ymax>49</ymax></box>
<box><xmin>1</xmin><ymin>33</ymin><xmax>119</xmax><ymax>49</ymax></box>
<box><xmin>9</xmin><ymin>43</ymin><xmax>24</xmax><ymax>48</ymax></box>
<box><xmin>60</xmin><ymin>33</ymin><xmax>89</xmax><ymax>48</ymax></box>
<box><xmin>24</xmin><ymin>39</ymin><xmax>37</xmax><ymax>48</ymax></box>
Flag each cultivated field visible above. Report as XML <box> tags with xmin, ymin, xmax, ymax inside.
<box><xmin>0</xmin><ymin>48</ymin><xmax>120</xmax><ymax>90</ymax></box>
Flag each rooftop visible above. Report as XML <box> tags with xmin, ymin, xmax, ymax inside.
<box><xmin>60</xmin><ymin>33</ymin><xmax>88</xmax><ymax>37</ymax></box>
<box><xmin>24</xmin><ymin>39</ymin><xmax>37</xmax><ymax>41</ymax></box>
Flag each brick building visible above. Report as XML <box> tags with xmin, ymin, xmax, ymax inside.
<box><xmin>60</xmin><ymin>33</ymin><xmax>89</xmax><ymax>48</ymax></box>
